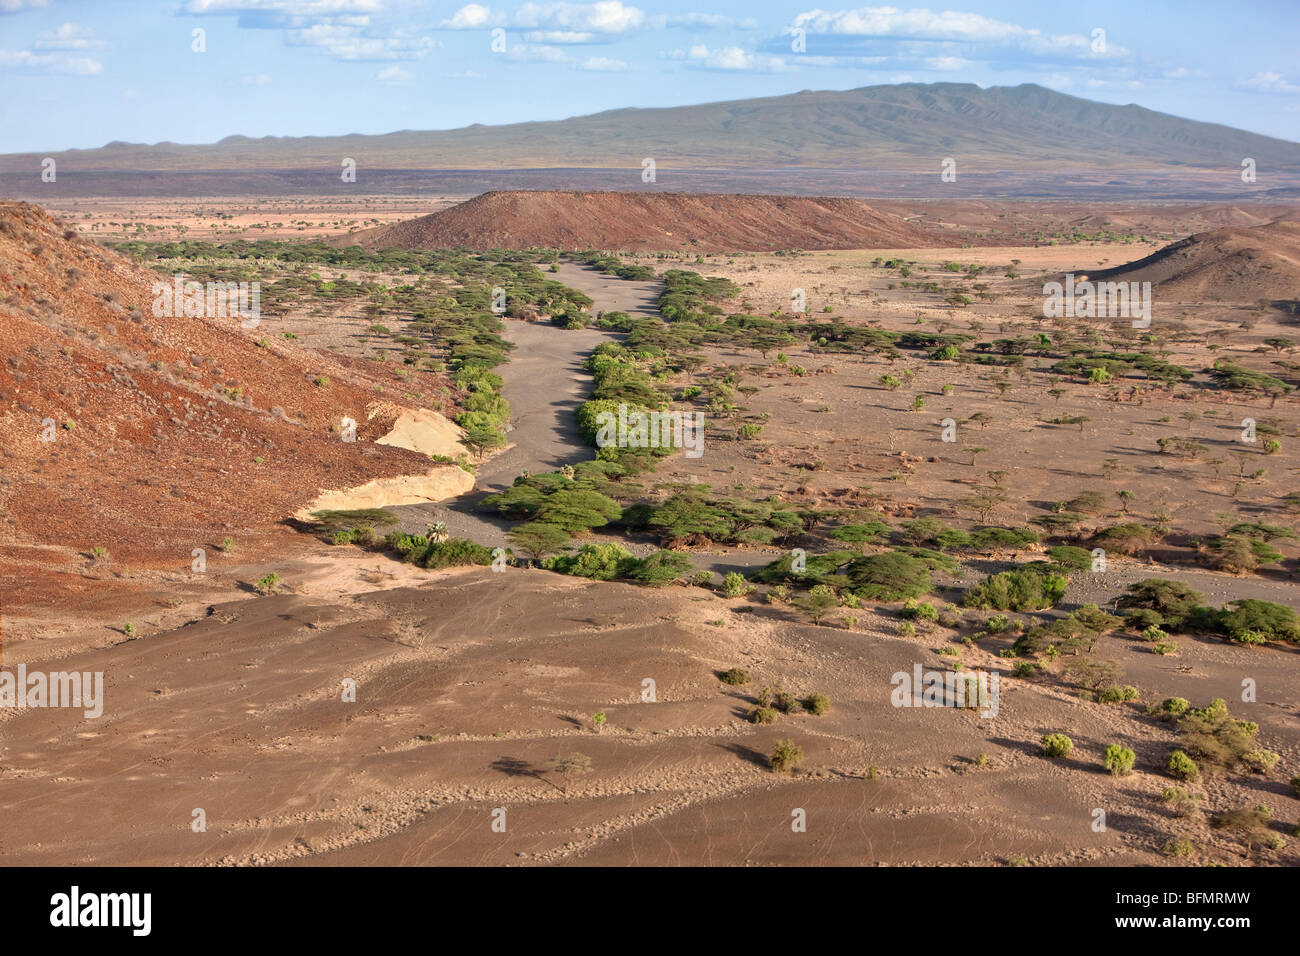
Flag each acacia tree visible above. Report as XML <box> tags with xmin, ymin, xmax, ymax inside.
<box><xmin>507</xmin><ymin>522</ymin><xmax>571</xmax><ymax>563</ymax></box>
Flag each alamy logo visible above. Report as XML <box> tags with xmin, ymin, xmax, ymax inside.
<box><xmin>50</xmin><ymin>886</ymin><xmax>150</xmax><ymax>936</ymax></box>
<box><xmin>890</xmin><ymin>665</ymin><xmax>999</xmax><ymax>718</ymax></box>
<box><xmin>1043</xmin><ymin>273</ymin><xmax>1151</xmax><ymax>328</ymax></box>
<box><xmin>0</xmin><ymin>665</ymin><xmax>103</xmax><ymax>718</ymax></box>
<box><xmin>594</xmin><ymin>404</ymin><xmax>705</xmax><ymax>459</ymax></box>
<box><xmin>152</xmin><ymin>276</ymin><xmax>261</xmax><ymax>328</ymax></box>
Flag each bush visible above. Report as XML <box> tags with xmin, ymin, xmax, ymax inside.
<box><xmin>846</xmin><ymin>551</ymin><xmax>932</xmax><ymax>601</ymax></box>
<box><xmin>962</xmin><ymin>564</ymin><xmax>1068</xmax><ymax>611</ymax></box>
<box><xmin>801</xmin><ymin>692</ymin><xmax>831</xmax><ymax>716</ymax></box>
<box><xmin>1097</xmin><ymin>684</ymin><xmax>1139</xmax><ymax>704</ymax></box>
<box><xmin>1117</xmin><ymin>579</ymin><xmax>1211</xmax><ymax>633</ymax></box>
<box><xmin>769</xmin><ymin>739</ymin><xmax>803</xmax><ymax>773</ymax></box>
<box><xmin>507</xmin><ymin>522</ymin><xmax>572</xmax><ymax>562</ymax></box>
<box><xmin>1045</xmin><ymin>545</ymin><xmax>1093</xmax><ymax>571</ymax></box>
<box><xmin>719</xmin><ymin>668</ymin><xmax>751</xmax><ymax>686</ymax></box>
<box><xmin>722</xmin><ymin>571</ymin><xmax>755</xmax><ymax>598</ymax></box>
<box><xmin>1161</xmin><ymin>787</ymin><xmax>1201</xmax><ymax>817</ymax></box>
<box><xmin>749</xmin><ymin>706</ymin><xmax>779</xmax><ymax>725</ymax></box>
<box><xmin>1217</xmin><ymin>599</ymin><xmax>1300</xmax><ymax>645</ymax></box>
<box><xmin>772</xmin><ymin>689</ymin><xmax>802</xmax><ymax>714</ymax></box>
<box><xmin>416</xmin><ymin>538</ymin><xmax>494</xmax><ymax>569</ymax></box>
<box><xmin>626</xmin><ymin>550</ymin><xmax>694</xmax><ymax>586</ymax></box>
<box><xmin>795</xmin><ymin>584</ymin><xmax>839</xmax><ymax>623</ymax></box>
<box><xmin>1041</xmin><ymin>734</ymin><xmax>1074</xmax><ymax>758</ymax></box>
<box><xmin>900</xmin><ymin>598</ymin><xmax>939</xmax><ymax>621</ymax></box>
<box><xmin>545</xmin><ymin>542</ymin><xmax>637</xmax><ymax>580</ymax></box>
<box><xmin>1162</xmin><ymin>697</ymin><xmax>1190</xmax><ymax>716</ymax></box>
<box><xmin>256</xmin><ymin>572</ymin><xmax>281</xmax><ymax>595</ymax></box>
<box><xmin>1168</xmin><ymin>750</ymin><xmax>1199</xmax><ymax>780</ymax></box>
<box><xmin>1104</xmin><ymin>744</ymin><xmax>1136</xmax><ymax>776</ymax></box>
<box><xmin>1240</xmin><ymin>749</ymin><xmax>1280</xmax><ymax>774</ymax></box>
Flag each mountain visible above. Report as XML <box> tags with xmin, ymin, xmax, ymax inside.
<box><xmin>343</xmin><ymin>191</ymin><xmax>945</xmax><ymax>252</ymax></box>
<box><xmin>1087</xmin><ymin>218</ymin><xmax>1300</xmax><ymax>302</ymax></box>
<box><xmin>0</xmin><ymin>202</ymin><xmax>468</xmax><ymax>569</ymax></box>
<box><xmin>3</xmin><ymin>83</ymin><xmax>1296</xmax><ymax>180</ymax></box>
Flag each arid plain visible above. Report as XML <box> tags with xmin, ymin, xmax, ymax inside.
<box><xmin>1</xmin><ymin>189</ymin><xmax>1297</xmax><ymax>867</ymax></box>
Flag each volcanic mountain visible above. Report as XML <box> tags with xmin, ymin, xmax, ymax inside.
<box><xmin>7</xmin><ymin>83</ymin><xmax>1298</xmax><ymax>174</ymax></box>
<box><xmin>1084</xmin><ymin>217</ymin><xmax>1300</xmax><ymax>302</ymax></box>
<box><xmin>341</xmin><ymin>191</ymin><xmax>946</xmax><ymax>252</ymax></box>
<box><xmin>0</xmin><ymin>202</ymin><xmax>467</xmax><ymax>588</ymax></box>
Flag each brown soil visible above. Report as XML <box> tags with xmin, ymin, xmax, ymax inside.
<box><xmin>1088</xmin><ymin>219</ymin><xmax>1300</xmax><ymax>302</ymax></box>
<box><xmin>0</xmin><ymin>202</ymin><xmax>461</xmax><ymax>598</ymax></box>
<box><xmin>343</xmin><ymin>191</ymin><xmax>945</xmax><ymax>253</ymax></box>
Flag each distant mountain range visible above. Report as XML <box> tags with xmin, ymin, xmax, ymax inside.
<box><xmin>3</xmin><ymin>83</ymin><xmax>1298</xmax><ymax>199</ymax></box>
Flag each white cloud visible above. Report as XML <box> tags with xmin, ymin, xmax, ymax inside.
<box><xmin>0</xmin><ymin>49</ymin><xmax>103</xmax><ymax>74</ymax></box>
<box><xmin>789</xmin><ymin>7</ymin><xmax>1129</xmax><ymax>62</ymax></box>
<box><xmin>514</xmin><ymin>1</ymin><xmax>644</xmax><ymax>34</ymax></box>
<box><xmin>183</xmin><ymin>1</ymin><xmax>385</xmax><ymax>13</ymax></box>
<box><xmin>659</xmin><ymin>13</ymin><xmax>757</xmax><ymax>30</ymax></box>
<box><xmin>34</xmin><ymin>23</ymin><xmax>103</xmax><ymax>51</ymax></box>
<box><xmin>242</xmin><ymin>71</ymin><xmax>272</xmax><ymax>84</ymax></box>
<box><xmin>504</xmin><ymin>43</ymin><xmax>572</xmax><ymax>63</ymax></box>
<box><xmin>0</xmin><ymin>0</ymin><xmax>51</xmax><ymax>12</ymax></box>
<box><xmin>580</xmin><ymin>55</ymin><xmax>628</xmax><ymax>71</ymax></box>
<box><xmin>444</xmin><ymin>2</ymin><xmax>645</xmax><ymax>37</ymax></box>
<box><xmin>440</xmin><ymin>4</ymin><xmax>502</xmax><ymax>29</ymax></box>
<box><xmin>375</xmin><ymin>64</ymin><xmax>413</xmax><ymax>84</ymax></box>
<box><xmin>1238</xmin><ymin>71</ymin><xmax>1300</xmax><ymax>94</ymax></box>
<box><xmin>286</xmin><ymin>22</ymin><xmax>437</xmax><ymax>59</ymax></box>
<box><xmin>523</xmin><ymin>30</ymin><xmax>595</xmax><ymax>43</ymax></box>
<box><xmin>670</xmin><ymin>44</ymin><xmax>790</xmax><ymax>72</ymax></box>
<box><xmin>925</xmin><ymin>55</ymin><xmax>967</xmax><ymax>71</ymax></box>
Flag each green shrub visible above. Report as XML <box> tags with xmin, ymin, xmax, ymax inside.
<box><xmin>719</xmin><ymin>668</ymin><xmax>751</xmax><ymax>686</ymax></box>
<box><xmin>795</xmin><ymin>584</ymin><xmax>840</xmax><ymax>623</ymax></box>
<box><xmin>846</xmin><ymin>551</ymin><xmax>932</xmax><ymax>601</ymax></box>
<box><xmin>801</xmin><ymin>692</ymin><xmax>831</xmax><ymax>716</ymax></box>
<box><xmin>546</xmin><ymin>542</ymin><xmax>637</xmax><ymax>580</ymax></box>
<box><xmin>1117</xmin><ymin>579</ymin><xmax>1212</xmax><ymax>633</ymax></box>
<box><xmin>1097</xmin><ymin>685</ymin><xmax>1139</xmax><ymax>704</ymax></box>
<box><xmin>749</xmin><ymin>706</ymin><xmax>779</xmax><ymax>725</ymax></box>
<box><xmin>962</xmin><ymin>564</ymin><xmax>1068</xmax><ymax>611</ymax></box>
<box><xmin>1104</xmin><ymin>744</ymin><xmax>1136</xmax><ymax>776</ymax></box>
<box><xmin>1217</xmin><ymin>599</ymin><xmax>1300</xmax><ymax>645</ymax></box>
<box><xmin>1168</xmin><ymin>750</ymin><xmax>1200</xmax><ymax>780</ymax></box>
<box><xmin>769</xmin><ymin>739</ymin><xmax>803</xmax><ymax>773</ymax></box>
<box><xmin>626</xmin><ymin>550</ymin><xmax>694</xmax><ymax>587</ymax></box>
<box><xmin>900</xmin><ymin>598</ymin><xmax>939</xmax><ymax>621</ymax></box>
<box><xmin>772</xmin><ymin>689</ymin><xmax>802</xmax><ymax>714</ymax></box>
<box><xmin>722</xmin><ymin>571</ymin><xmax>755</xmax><ymax>598</ymax></box>
<box><xmin>1041</xmin><ymin>733</ymin><xmax>1073</xmax><ymax>758</ymax></box>
<box><xmin>1045</xmin><ymin>545</ymin><xmax>1093</xmax><ymax>571</ymax></box>
<box><xmin>416</xmin><ymin>538</ymin><xmax>493</xmax><ymax>569</ymax></box>
<box><xmin>1240</xmin><ymin>749</ymin><xmax>1280</xmax><ymax>774</ymax></box>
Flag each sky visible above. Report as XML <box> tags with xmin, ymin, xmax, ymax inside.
<box><xmin>1</xmin><ymin>0</ymin><xmax>1298</xmax><ymax>153</ymax></box>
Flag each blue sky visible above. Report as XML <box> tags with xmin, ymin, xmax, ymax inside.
<box><xmin>2</xmin><ymin>0</ymin><xmax>1297</xmax><ymax>152</ymax></box>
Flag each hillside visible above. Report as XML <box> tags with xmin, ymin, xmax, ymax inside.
<box><xmin>4</xmin><ymin>83</ymin><xmax>1297</xmax><ymax>177</ymax></box>
<box><xmin>0</xmin><ymin>202</ymin><xmax>466</xmax><ymax>580</ymax></box>
<box><xmin>1086</xmin><ymin>218</ymin><xmax>1300</xmax><ymax>301</ymax></box>
<box><xmin>343</xmin><ymin>191</ymin><xmax>946</xmax><ymax>252</ymax></box>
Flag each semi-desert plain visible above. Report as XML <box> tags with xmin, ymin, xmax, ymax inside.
<box><xmin>1</xmin><ymin>2</ymin><xmax>1298</xmax><ymax>883</ymax></box>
